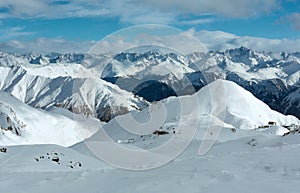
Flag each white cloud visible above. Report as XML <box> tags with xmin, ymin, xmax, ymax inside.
<box><xmin>0</xmin><ymin>0</ymin><xmax>281</xmax><ymax>24</ymax></box>
<box><xmin>1</xmin><ymin>30</ymin><xmax>299</xmax><ymax>54</ymax></box>
<box><xmin>180</xmin><ymin>18</ymin><xmax>216</xmax><ymax>25</ymax></box>
<box><xmin>0</xmin><ymin>0</ymin><xmax>108</xmax><ymax>19</ymax></box>
<box><xmin>194</xmin><ymin>30</ymin><xmax>300</xmax><ymax>52</ymax></box>
<box><xmin>0</xmin><ymin>38</ymin><xmax>95</xmax><ymax>54</ymax></box>
<box><xmin>130</xmin><ymin>0</ymin><xmax>280</xmax><ymax>18</ymax></box>
<box><xmin>90</xmin><ymin>34</ymin><xmax>208</xmax><ymax>55</ymax></box>
<box><xmin>88</xmin><ymin>26</ymin><xmax>208</xmax><ymax>55</ymax></box>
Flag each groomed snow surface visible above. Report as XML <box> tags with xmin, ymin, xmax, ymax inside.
<box><xmin>0</xmin><ymin>80</ymin><xmax>300</xmax><ymax>192</ymax></box>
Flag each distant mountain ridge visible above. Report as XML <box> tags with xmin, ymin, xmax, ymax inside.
<box><xmin>0</xmin><ymin>58</ymin><xmax>148</xmax><ymax>122</ymax></box>
<box><xmin>0</xmin><ymin>46</ymin><xmax>299</xmax><ymax>119</ymax></box>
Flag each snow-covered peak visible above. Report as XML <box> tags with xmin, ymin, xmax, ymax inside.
<box><xmin>224</xmin><ymin>46</ymin><xmax>272</xmax><ymax>66</ymax></box>
<box><xmin>29</xmin><ymin>55</ymin><xmax>50</xmax><ymax>65</ymax></box>
<box><xmin>207</xmin><ymin>80</ymin><xmax>299</xmax><ymax>130</ymax></box>
<box><xmin>0</xmin><ymin>64</ymin><xmax>148</xmax><ymax>122</ymax></box>
<box><xmin>46</xmin><ymin>53</ymin><xmax>86</xmax><ymax>64</ymax></box>
<box><xmin>102</xmin><ymin>51</ymin><xmax>193</xmax><ymax>83</ymax></box>
<box><xmin>85</xmin><ymin>79</ymin><xmax>299</xmax><ymax>166</ymax></box>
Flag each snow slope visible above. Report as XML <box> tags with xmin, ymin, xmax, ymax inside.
<box><xmin>0</xmin><ymin>79</ymin><xmax>299</xmax><ymax>193</ymax></box>
<box><xmin>101</xmin><ymin>79</ymin><xmax>299</xmax><ymax>139</ymax></box>
<box><xmin>217</xmin><ymin>80</ymin><xmax>299</xmax><ymax>130</ymax></box>
<box><xmin>0</xmin><ymin>144</ymin><xmax>111</xmax><ymax>173</ymax></box>
<box><xmin>75</xmin><ymin>80</ymin><xmax>299</xmax><ymax>170</ymax></box>
<box><xmin>0</xmin><ymin>91</ymin><xmax>101</xmax><ymax>146</ymax></box>
<box><xmin>1</xmin><ymin>130</ymin><xmax>300</xmax><ymax>193</ymax></box>
<box><xmin>0</xmin><ymin>65</ymin><xmax>148</xmax><ymax>122</ymax></box>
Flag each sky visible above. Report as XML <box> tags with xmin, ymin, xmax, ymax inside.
<box><xmin>0</xmin><ymin>0</ymin><xmax>299</xmax><ymax>53</ymax></box>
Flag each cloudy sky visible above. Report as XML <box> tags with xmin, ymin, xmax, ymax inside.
<box><xmin>0</xmin><ymin>0</ymin><xmax>299</xmax><ymax>53</ymax></box>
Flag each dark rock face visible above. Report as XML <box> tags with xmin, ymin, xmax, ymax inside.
<box><xmin>103</xmin><ymin>71</ymin><xmax>207</xmax><ymax>102</ymax></box>
<box><xmin>96</xmin><ymin>105</ymin><xmax>130</xmax><ymax>122</ymax></box>
<box><xmin>281</xmin><ymin>87</ymin><xmax>300</xmax><ymax>119</ymax></box>
<box><xmin>133</xmin><ymin>80</ymin><xmax>177</xmax><ymax>102</ymax></box>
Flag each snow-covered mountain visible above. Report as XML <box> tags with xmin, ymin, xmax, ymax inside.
<box><xmin>0</xmin><ymin>98</ymin><xmax>24</xmax><ymax>137</ymax></box>
<box><xmin>102</xmin><ymin>79</ymin><xmax>299</xmax><ymax>141</ymax></box>
<box><xmin>0</xmin><ymin>91</ymin><xmax>101</xmax><ymax>146</ymax></box>
<box><xmin>0</xmin><ymin>47</ymin><xmax>299</xmax><ymax>121</ymax></box>
<box><xmin>0</xmin><ymin>53</ymin><xmax>299</xmax><ymax>192</ymax></box>
<box><xmin>76</xmin><ymin>79</ymin><xmax>299</xmax><ymax>170</ymax></box>
<box><xmin>0</xmin><ymin>61</ymin><xmax>148</xmax><ymax>122</ymax></box>
<box><xmin>188</xmin><ymin>47</ymin><xmax>300</xmax><ymax>118</ymax></box>
<box><xmin>282</xmin><ymin>86</ymin><xmax>300</xmax><ymax>118</ymax></box>
<box><xmin>2</xmin><ymin>75</ymin><xmax>297</xmax><ymax>148</ymax></box>
<box><xmin>101</xmin><ymin>51</ymin><xmax>207</xmax><ymax>101</ymax></box>
<box><xmin>101</xmin><ymin>47</ymin><xmax>300</xmax><ymax>119</ymax></box>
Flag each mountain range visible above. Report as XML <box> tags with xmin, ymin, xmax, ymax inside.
<box><xmin>1</xmin><ymin>47</ymin><xmax>299</xmax><ymax>120</ymax></box>
<box><xmin>1</xmin><ymin>46</ymin><xmax>299</xmax><ymax>146</ymax></box>
<box><xmin>1</xmin><ymin>47</ymin><xmax>300</xmax><ymax>192</ymax></box>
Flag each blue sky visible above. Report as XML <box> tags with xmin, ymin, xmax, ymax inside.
<box><xmin>0</xmin><ymin>0</ymin><xmax>299</xmax><ymax>53</ymax></box>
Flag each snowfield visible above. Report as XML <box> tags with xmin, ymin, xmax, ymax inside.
<box><xmin>1</xmin><ymin>135</ymin><xmax>300</xmax><ymax>193</ymax></box>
